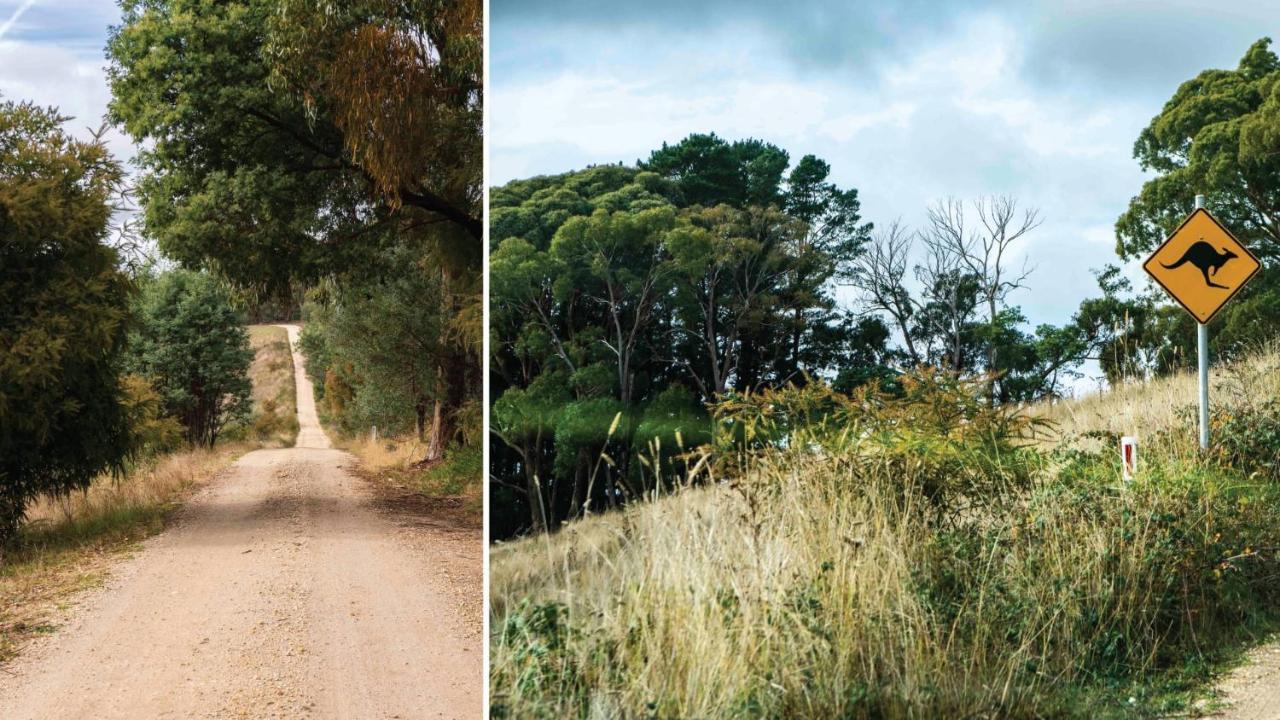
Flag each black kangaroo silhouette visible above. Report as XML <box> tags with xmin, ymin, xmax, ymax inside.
<box><xmin>1161</xmin><ymin>240</ymin><xmax>1237</xmax><ymax>289</ymax></box>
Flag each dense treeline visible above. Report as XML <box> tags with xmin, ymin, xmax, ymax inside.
<box><xmin>490</xmin><ymin>135</ymin><xmax>1118</xmax><ymax>537</ymax></box>
<box><xmin>490</xmin><ymin>139</ymin><xmax>879</xmax><ymax>535</ymax></box>
<box><xmin>106</xmin><ymin>0</ymin><xmax>482</xmax><ymax>459</ymax></box>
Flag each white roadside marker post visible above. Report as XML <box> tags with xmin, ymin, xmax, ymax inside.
<box><xmin>1195</xmin><ymin>194</ymin><xmax>1209</xmax><ymax>451</ymax></box>
<box><xmin>1121</xmin><ymin>436</ymin><xmax>1138</xmax><ymax>481</ymax></box>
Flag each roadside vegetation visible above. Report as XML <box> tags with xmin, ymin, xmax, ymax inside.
<box><xmin>491</xmin><ymin>348</ymin><xmax>1280</xmax><ymax>718</ymax></box>
<box><xmin>489</xmin><ymin>39</ymin><xmax>1280</xmax><ymax>717</ymax></box>
<box><xmin>107</xmin><ymin>0</ymin><xmax>484</xmax><ymax>514</ymax></box>
<box><xmin>338</xmin><ymin>434</ymin><xmax>483</xmax><ymax>520</ymax></box>
<box><xmin>0</xmin><ymin>320</ymin><xmax>296</xmax><ymax>662</ymax></box>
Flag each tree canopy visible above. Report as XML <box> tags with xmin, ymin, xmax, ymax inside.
<box><xmin>106</xmin><ymin>0</ymin><xmax>482</xmax><ymax>301</ymax></box>
<box><xmin>0</xmin><ymin>99</ymin><xmax>134</xmax><ymax>543</ymax></box>
<box><xmin>1115</xmin><ymin>38</ymin><xmax>1280</xmax><ymax>360</ymax></box>
<box><xmin>490</xmin><ymin>135</ymin><xmax>891</xmax><ymax>536</ymax></box>
<box><xmin>128</xmin><ymin>270</ymin><xmax>254</xmax><ymax>448</ymax></box>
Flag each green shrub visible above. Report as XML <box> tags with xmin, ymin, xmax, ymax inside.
<box><xmin>128</xmin><ymin>270</ymin><xmax>253</xmax><ymax>447</ymax></box>
<box><xmin>1216</xmin><ymin>399</ymin><xmax>1280</xmax><ymax>480</ymax></box>
<box><xmin>419</xmin><ymin>444</ymin><xmax>482</xmax><ymax>496</ymax></box>
<box><xmin>713</xmin><ymin>369</ymin><xmax>1046</xmax><ymax>521</ymax></box>
<box><xmin>120</xmin><ymin>374</ymin><xmax>184</xmax><ymax>457</ymax></box>
<box><xmin>492</xmin><ymin>601</ymin><xmax>588</xmax><ymax>720</ymax></box>
<box><xmin>0</xmin><ymin>100</ymin><xmax>133</xmax><ymax>544</ymax></box>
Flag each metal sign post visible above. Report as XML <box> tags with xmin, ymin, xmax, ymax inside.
<box><xmin>1195</xmin><ymin>195</ymin><xmax>1209</xmax><ymax>450</ymax></box>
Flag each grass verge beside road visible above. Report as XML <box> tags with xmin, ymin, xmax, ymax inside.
<box><xmin>0</xmin><ymin>324</ymin><xmax>296</xmax><ymax>663</ymax></box>
<box><xmin>491</xmin><ymin>349</ymin><xmax>1280</xmax><ymax>719</ymax></box>
<box><xmin>338</xmin><ymin>434</ymin><xmax>482</xmax><ymax>526</ymax></box>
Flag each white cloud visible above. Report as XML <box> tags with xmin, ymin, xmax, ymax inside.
<box><xmin>0</xmin><ymin>38</ymin><xmax>134</xmax><ymax>162</ymax></box>
<box><xmin>492</xmin><ymin>11</ymin><xmax>1159</xmax><ymax>338</ymax></box>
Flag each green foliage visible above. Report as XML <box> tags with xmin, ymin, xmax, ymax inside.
<box><xmin>0</xmin><ymin>99</ymin><xmax>134</xmax><ymax>544</ymax></box>
<box><xmin>119</xmin><ymin>375</ymin><xmax>184</xmax><ymax>457</ymax></box>
<box><xmin>299</xmin><ymin>250</ymin><xmax>481</xmax><ymax>455</ymax></box>
<box><xmin>1114</xmin><ymin>38</ymin><xmax>1280</xmax><ymax>362</ymax></box>
<box><xmin>268</xmin><ymin>0</ymin><xmax>482</xmax><ymax>238</ymax></box>
<box><xmin>106</xmin><ymin>0</ymin><xmax>481</xmax><ymax>302</ymax></box>
<box><xmin>128</xmin><ymin>270</ymin><xmax>253</xmax><ymax>447</ymax></box>
<box><xmin>1117</xmin><ymin>38</ymin><xmax>1280</xmax><ymax>264</ymax></box>
<box><xmin>714</xmin><ymin>369</ymin><xmax>1045</xmax><ymax>519</ymax></box>
<box><xmin>492</xmin><ymin>601</ymin><xmax>587</xmax><ymax>719</ymax></box>
<box><xmin>490</xmin><ymin>136</ymin><xmax>887</xmax><ymax>537</ymax></box>
<box><xmin>419</xmin><ymin>444</ymin><xmax>483</xmax><ymax>496</ymax></box>
<box><xmin>1215</xmin><ymin>398</ymin><xmax>1280</xmax><ymax>480</ymax></box>
<box><xmin>108</xmin><ymin>0</ymin><xmax>482</xmax><ymax>468</ymax></box>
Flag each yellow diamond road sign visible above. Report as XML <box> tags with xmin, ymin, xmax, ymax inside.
<box><xmin>1143</xmin><ymin>208</ymin><xmax>1260</xmax><ymax>324</ymax></box>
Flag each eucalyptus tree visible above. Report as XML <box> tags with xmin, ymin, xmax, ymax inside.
<box><xmin>490</xmin><ymin>136</ymin><xmax>887</xmax><ymax>537</ymax></box>
<box><xmin>1115</xmin><ymin>38</ymin><xmax>1280</xmax><ymax>358</ymax></box>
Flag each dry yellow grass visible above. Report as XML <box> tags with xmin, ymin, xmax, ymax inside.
<box><xmin>490</xmin><ymin>346</ymin><xmax>1280</xmax><ymax>718</ymax></box>
<box><xmin>339</xmin><ymin>433</ymin><xmax>483</xmax><ymax>520</ymax></box>
<box><xmin>0</xmin><ymin>325</ymin><xmax>299</xmax><ymax>662</ymax></box>
<box><xmin>247</xmin><ymin>324</ymin><xmax>298</xmax><ymax>447</ymax></box>
<box><xmin>1035</xmin><ymin>343</ymin><xmax>1280</xmax><ymax>456</ymax></box>
<box><xmin>341</xmin><ymin>432</ymin><xmax>427</xmax><ymax>471</ymax></box>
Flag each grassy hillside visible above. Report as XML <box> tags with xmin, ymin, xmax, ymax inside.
<box><xmin>246</xmin><ymin>325</ymin><xmax>299</xmax><ymax>447</ymax></box>
<box><xmin>491</xmin><ymin>348</ymin><xmax>1280</xmax><ymax>719</ymax></box>
<box><xmin>0</xmin><ymin>326</ymin><xmax>297</xmax><ymax>662</ymax></box>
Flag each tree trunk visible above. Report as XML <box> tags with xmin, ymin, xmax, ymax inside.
<box><xmin>987</xmin><ymin>297</ymin><xmax>999</xmax><ymax>407</ymax></box>
<box><xmin>525</xmin><ymin>458</ymin><xmax>548</xmax><ymax>533</ymax></box>
<box><xmin>415</xmin><ymin>400</ymin><xmax>428</xmax><ymax>444</ymax></box>
<box><xmin>425</xmin><ymin>399</ymin><xmax>443</xmax><ymax>461</ymax></box>
<box><xmin>570</xmin><ymin>446</ymin><xmax>589</xmax><ymax>520</ymax></box>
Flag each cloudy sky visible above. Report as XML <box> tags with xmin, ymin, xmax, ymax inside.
<box><xmin>492</xmin><ymin>0</ymin><xmax>1280</xmax><ymax>388</ymax></box>
<box><xmin>0</xmin><ymin>0</ymin><xmax>133</xmax><ymax>160</ymax></box>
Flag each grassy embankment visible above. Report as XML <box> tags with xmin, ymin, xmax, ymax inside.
<box><xmin>336</xmin><ymin>433</ymin><xmax>483</xmax><ymax>522</ymax></box>
<box><xmin>491</xmin><ymin>346</ymin><xmax>1280</xmax><ymax>719</ymax></box>
<box><xmin>0</xmin><ymin>324</ymin><xmax>296</xmax><ymax>662</ymax></box>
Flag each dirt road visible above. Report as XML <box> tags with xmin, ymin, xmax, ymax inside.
<box><xmin>1213</xmin><ymin>641</ymin><xmax>1280</xmax><ymax>719</ymax></box>
<box><xmin>0</xmin><ymin>325</ymin><xmax>480</xmax><ymax>719</ymax></box>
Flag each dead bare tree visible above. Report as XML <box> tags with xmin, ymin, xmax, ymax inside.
<box><xmin>924</xmin><ymin>196</ymin><xmax>1042</xmax><ymax>400</ymax></box>
<box><xmin>914</xmin><ymin>220</ymin><xmax>973</xmax><ymax>372</ymax></box>
<box><xmin>851</xmin><ymin>220</ymin><xmax>921</xmax><ymax>366</ymax></box>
